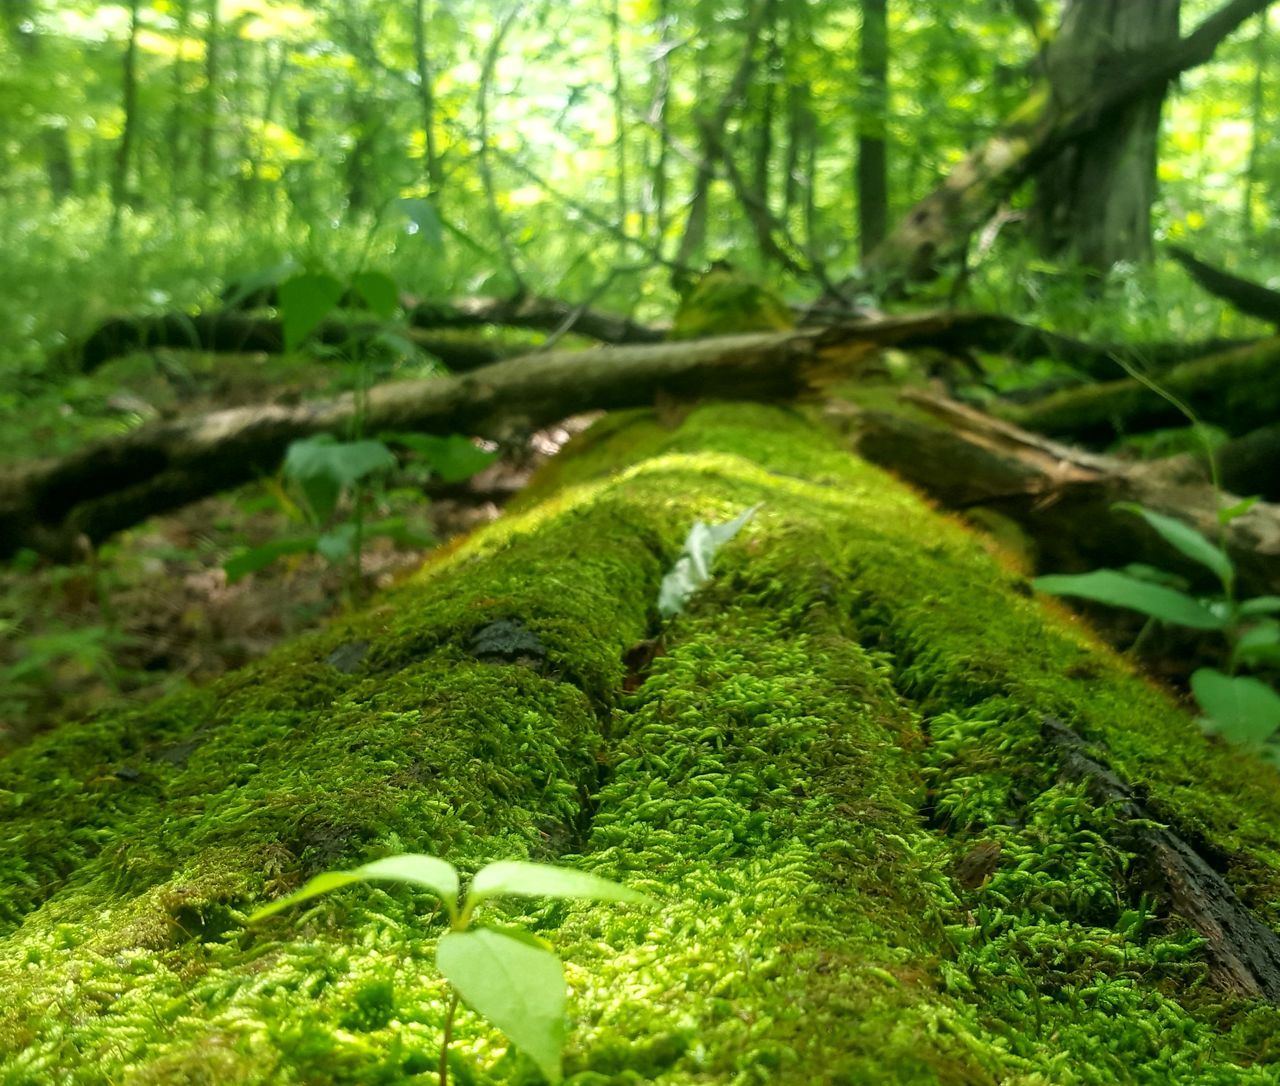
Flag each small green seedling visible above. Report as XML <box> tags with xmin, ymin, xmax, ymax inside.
<box><xmin>1035</xmin><ymin>502</ymin><xmax>1280</xmax><ymax>757</ymax></box>
<box><xmin>249</xmin><ymin>854</ymin><xmax>650</xmax><ymax>1084</ymax></box>
<box><xmin>658</xmin><ymin>504</ymin><xmax>760</xmax><ymax>617</ymax></box>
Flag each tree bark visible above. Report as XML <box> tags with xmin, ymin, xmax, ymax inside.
<box><xmin>110</xmin><ymin>0</ymin><xmax>141</xmax><ymax>233</ymax></box>
<box><xmin>4</xmin><ymin>395</ymin><xmax>1280</xmax><ymax>1082</ymax></box>
<box><xmin>859</xmin><ymin>0</ymin><xmax>1270</xmax><ymax>293</ymax></box>
<box><xmin>1030</xmin><ymin>0</ymin><xmax>1180</xmax><ymax>270</ymax></box>
<box><xmin>857</xmin><ymin>0</ymin><xmax>889</xmax><ymax>259</ymax></box>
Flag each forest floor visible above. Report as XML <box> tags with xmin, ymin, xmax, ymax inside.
<box><xmin>0</xmin><ymin>344</ymin><xmax>585</xmax><ymax>750</ymax></box>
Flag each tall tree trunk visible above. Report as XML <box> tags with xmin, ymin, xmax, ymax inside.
<box><xmin>1030</xmin><ymin>0</ymin><xmax>1180</xmax><ymax>270</ymax></box>
<box><xmin>1241</xmin><ymin>9</ymin><xmax>1267</xmax><ymax>238</ymax></box>
<box><xmin>199</xmin><ymin>0</ymin><xmax>220</xmax><ymax>210</ymax></box>
<box><xmin>859</xmin><ymin>0</ymin><xmax>1269</xmax><ymax>294</ymax></box>
<box><xmin>857</xmin><ymin>0</ymin><xmax>888</xmax><ymax>260</ymax></box>
<box><xmin>110</xmin><ymin>0</ymin><xmax>141</xmax><ymax>235</ymax></box>
<box><xmin>167</xmin><ymin>0</ymin><xmax>191</xmax><ymax>200</ymax></box>
<box><xmin>412</xmin><ymin>0</ymin><xmax>443</xmax><ymax>194</ymax></box>
<box><xmin>609</xmin><ymin>0</ymin><xmax>628</xmax><ymax>224</ymax></box>
<box><xmin>647</xmin><ymin>0</ymin><xmax>673</xmax><ymax>245</ymax></box>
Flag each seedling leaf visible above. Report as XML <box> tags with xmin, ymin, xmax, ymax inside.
<box><xmin>469</xmin><ymin>860</ymin><xmax>649</xmax><ymax>910</ymax></box>
<box><xmin>1033</xmin><ymin>569</ymin><xmax>1227</xmax><ymax>630</ymax></box>
<box><xmin>248</xmin><ymin>855</ymin><xmax>461</xmax><ymax>923</ymax></box>
<box><xmin>279</xmin><ymin>271</ymin><xmax>345</xmax><ymax>352</ymax></box>
<box><xmin>351</xmin><ymin>270</ymin><xmax>400</xmax><ymax>319</ymax></box>
<box><xmin>1191</xmin><ymin>668</ymin><xmax>1280</xmax><ymax>746</ymax></box>
<box><xmin>248</xmin><ymin>870</ymin><xmax>366</xmax><ymax>921</ymax></box>
<box><xmin>437</xmin><ymin>926</ymin><xmax>566</xmax><ymax>1084</ymax></box>
<box><xmin>1114</xmin><ymin>503</ymin><xmax>1233</xmax><ymax>588</ymax></box>
<box><xmin>383</xmin><ymin>432</ymin><xmax>499</xmax><ymax>483</ymax></box>
<box><xmin>223</xmin><ymin>536</ymin><xmax>318</xmax><ymax>582</ymax></box>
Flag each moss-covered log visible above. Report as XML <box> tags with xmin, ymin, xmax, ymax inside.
<box><xmin>4</xmin><ymin>400</ymin><xmax>1280</xmax><ymax>1084</ymax></box>
<box><xmin>1002</xmin><ymin>336</ymin><xmax>1280</xmax><ymax>445</ymax></box>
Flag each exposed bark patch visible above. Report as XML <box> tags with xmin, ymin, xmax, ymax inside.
<box><xmin>1043</xmin><ymin>715</ymin><xmax>1280</xmax><ymax>1001</ymax></box>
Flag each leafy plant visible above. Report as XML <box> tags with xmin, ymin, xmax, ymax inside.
<box><xmin>658</xmin><ymin>504</ymin><xmax>760</xmax><ymax>617</ymax></box>
<box><xmin>249</xmin><ymin>855</ymin><xmax>650</xmax><ymax>1084</ymax></box>
<box><xmin>1035</xmin><ymin>501</ymin><xmax>1280</xmax><ymax>757</ymax></box>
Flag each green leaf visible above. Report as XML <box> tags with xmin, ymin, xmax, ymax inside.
<box><xmin>436</xmin><ymin>927</ymin><xmax>566</xmax><ymax>1084</ymax></box>
<box><xmin>382</xmin><ymin>432</ymin><xmax>499</xmax><ymax>483</ymax></box>
<box><xmin>1191</xmin><ymin>668</ymin><xmax>1280</xmax><ymax>747</ymax></box>
<box><xmin>249</xmin><ymin>854</ymin><xmax>461</xmax><ymax>924</ymax></box>
<box><xmin>279</xmin><ymin>272</ymin><xmax>345</xmax><ymax>352</ymax></box>
<box><xmin>1236</xmin><ymin>621</ymin><xmax>1280</xmax><ymax>667</ymax></box>
<box><xmin>316</xmin><ymin>523</ymin><xmax>358</xmax><ymax>564</ymax></box>
<box><xmin>658</xmin><ymin>504</ymin><xmax>761</xmax><ymax>618</ymax></box>
<box><xmin>222</xmin><ymin>536</ymin><xmax>318</xmax><ymax>582</ymax></box>
<box><xmin>351</xmin><ymin>271</ymin><xmax>400</xmax><ymax>319</ymax></box>
<box><xmin>1033</xmin><ymin>569</ymin><xmax>1227</xmax><ymax>630</ymax></box>
<box><xmin>351</xmin><ymin>855</ymin><xmax>461</xmax><ymax>915</ymax></box>
<box><xmin>284</xmin><ymin>436</ymin><xmax>397</xmax><ymax>523</ymax></box>
<box><xmin>248</xmin><ymin>870</ymin><xmax>366</xmax><ymax>922</ymax></box>
<box><xmin>469</xmin><ymin>861</ymin><xmax>650</xmax><ymax>910</ymax></box>
<box><xmin>1239</xmin><ymin>596</ymin><xmax>1280</xmax><ymax>617</ymax></box>
<box><xmin>1114</xmin><ymin>503</ymin><xmax>1233</xmax><ymax>588</ymax></box>
<box><xmin>1218</xmin><ymin>496</ymin><xmax>1259</xmax><ymax>525</ymax></box>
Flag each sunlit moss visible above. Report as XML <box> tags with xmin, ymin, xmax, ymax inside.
<box><xmin>2</xmin><ymin>400</ymin><xmax>1279</xmax><ymax>1083</ymax></box>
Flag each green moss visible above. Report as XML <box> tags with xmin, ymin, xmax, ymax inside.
<box><xmin>3</xmin><ymin>400</ymin><xmax>1280</xmax><ymax>1083</ymax></box>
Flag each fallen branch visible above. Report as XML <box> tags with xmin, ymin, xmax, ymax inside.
<box><xmin>843</xmin><ymin>387</ymin><xmax>1280</xmax><ymax>597</ymax></box>
<box><xmin>1168</xmin><ymin>246</ymin><xmax>1280</xmax><ymax>326</ymax></box>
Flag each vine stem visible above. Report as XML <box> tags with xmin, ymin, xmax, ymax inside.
<box><xmin>439</xmin><ymin>989</ymin><xmax>460</xmax><ymax>1086</ymax></box>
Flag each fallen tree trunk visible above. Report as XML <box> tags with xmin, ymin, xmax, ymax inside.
<box><xmin>68</xmin><ymin>311</ymin><xmax>510</xmax><ymax>374</ymax></box>
<box><xmin>1001</xmin><ymin>335</ymin><xmax>1280</xmax><ymax>445</ymax></box>
<box><xmin>8</xmin><ymin>314</ymin><xmax>1275</xmax><ymax>562</ymax></box>
<box><xmin>64</xmin><ymin>298</ymin><xmax>1258</xmax><ymax>384</ymax></box>
<box><xmin>841</xmin><ymin>387</ymin><xmax>1280</xmax><ymax>598</ymax></box>
<box><xmin>3</xmin><ymin>398</ymin><xmax>1279</xmax><ymax>1082</ymax></box>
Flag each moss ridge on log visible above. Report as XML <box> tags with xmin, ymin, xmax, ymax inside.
<box><xmin>1</xmin><ymin>402</ymin><xmax>1278</xmax><ymax>1082</ymax></box>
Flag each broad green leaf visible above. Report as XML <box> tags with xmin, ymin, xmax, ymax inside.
<box><xmin>436</xmin><ymin>927</ymin><xmax>566</xmax><ymax>1084</ymax></box>
<box><xmin>284</xmin><ymin>436</ymin><xmax>397</xmax><ymax>522</ymax></box>
<box><xmin>223</xmin><ymin>259</ymin><xmax>298</xmax><ymax>309</ymax></box>
<box><xmin>351</xmin><ymin>271</ymin><xmax>399</xmax><ymax>319</ymax></box>
<box><xmin>279</xmin><ymin>272</ymin><xmax>344</xmax><ymax>352</ymax></box>
<box><xmin>223</xmin><ymin>536</ymin><xmax>318</xmax><ymax>582</ymax></box>
<box><xmin>1191</xmin><ymin>668</ymin><xmax>1280</xmax><ymax>747</ymax></box>
<box><xmin>351</xmin><ymin>855</ymin><xmax>460</xmax><ymax>915</ymax></box>
<box><xmin>249</xmin><ymin>855</ymin><xmax>461</xmax><ymax>924</ymax></box>
<box><xmin>1114</xmin><ymin>503</ymin><xmax>1233</xmax><ymax>588</ymax></box>
<box><xmin>1033</xmin><ymin>569</ymin><xmax>1226</xmax><ymax>630</ymax></box>
<box><xmin>1239</xmin><ymin>596</ymin><xmax>1280</xmax><ymax>617</ymax></box>
<box><xmin>248</xmin><ymin>870</ymin><xmax>366</xmax><ymax>921</ymax></box>
<box><xmin>658</xmin><ymin>504</ymin><xmax>761</xmax><ymax>617</ymax></box>
<box><xmin>469</xmin><ymin>861</ymin><xmax>649</xmax><ymax>909</ymax></box>
<box><xmin>316</xmin><ymin>524</ymin><xmax>357</xmax><ymax>564</ymax></box>
<box><xmin>1218</xmin><ymin>496</ymin><xmax>1260</xmax><ymax>525</ymax></box>
<box><xmin>383</xmin><ymin>432</ymin><xmax>499</xmax><ymax>483</ymax></box>
<box><xmin>1236</xmin><ymin>621</ymin><xmax>1280</xmax><ymax>667</ymax></box>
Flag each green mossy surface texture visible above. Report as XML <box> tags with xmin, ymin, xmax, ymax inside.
<box><xmin>3</xmin><ymin>401</ymin><xmax>1280</xmax><ymax>1084</ymax></box>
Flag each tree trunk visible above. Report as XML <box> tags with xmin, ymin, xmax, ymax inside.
<box><xmin>859</xmin><ymin>0</ymin><xmax>1269</xmax><ymax>293</ymax></box>
<box><xmin>198</xmin><ymin>0</ymin><xmax>220</xmax><ymax>210</ymax></box>
<box><xmin>110</xmin><ymin>0</ymin><xmax>141</xmax><ymax>233</ymax></box>
<box><xmin>1030</xmin><ymin>0</ymin><xmax>1180</xmax><ymax>270</ymax></box>
<box><xmin>3</xmin><ymin>396</ymin><xmax>1280</xmax><ymax>1082</ymax></box>
<box><xmin>412</xmin><ymin>0</ymin><xmax>443</xmax><ymax>194</ymax></box>
<box><xmin>857</xmin><ymin>0</ymin><xmax>888</xmax><ymax>260</ymax></box>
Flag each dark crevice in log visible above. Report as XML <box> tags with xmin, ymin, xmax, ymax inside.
<box><xmin>1043</xmin><ymin>716</ymin><xmax>1280</xmax><ymax>1002</ymax></box>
